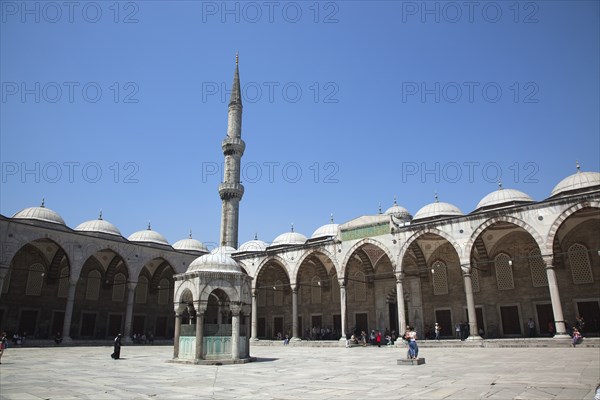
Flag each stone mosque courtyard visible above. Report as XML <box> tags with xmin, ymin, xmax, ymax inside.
<box><xmin>1</xmin><ymin>342</ymin><xmax>599</xmax><ymax>399</ymax></box>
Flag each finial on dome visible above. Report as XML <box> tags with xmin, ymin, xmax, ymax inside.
<box><xmin>498</xmin><ymin>180</ymin><xmax>503</xmax><ymax>190</ymax></box>
<box><xmin>98</xmin><ymin>210</ymin><xmax>103</xmax><ymax>220</ymax></box>
<box><xmin>434</xmin><ymin>192</ymin><xmax>439</xmax><ymax>203</ymax></box>
<box><xmin>576</xmin><ymin>160</ymin><xmax>581</xmax><ymax>172</ymax></box>
<box><xmin>378</xmin><ymin>203</ymin><xmax>382</xmax><ymax>214</ymax></box>
<box><xmin>189</xmin><ymin>229</ymin><xmax>193</xmax><ymax>239</ymax></box>
<box><xmin>254</xmin><ymin>232</ymin><xmax>258</xmax><ymax>240</ymax></box>
<box><xmin>393</xmin><ymin>195</ymin><xmax>397</xmax><ymax>205</ymax></box>
<box><xmin>291</xmin><ymin>223</ymin><xmax>294</xmax><ymax>232</ymax></box>
<box><xmin>147</xmin><ymin>221</ymin><xmax>152</xmax><ymax>230</ymax></box>
<box><xmin>330</xmin><ymin>213</ymin><xmax>334</xmax><ymax>223</ymax></box>
<box><xmin>41</xmin><ymin>197</ymin><xmax>45</xmax><ymax>208</ymax></box>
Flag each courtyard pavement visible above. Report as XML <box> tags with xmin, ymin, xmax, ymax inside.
<box><xmin>0</xmin><ymin>343</ymin><xmax>599</xmax><ymax>399</ymax></box>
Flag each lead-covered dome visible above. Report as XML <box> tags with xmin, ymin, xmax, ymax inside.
<box><xmin>385</xmin><ymin>198</ymin><xmax>412</xmax><ymax>222</ymax></box>
<box><xmin>187</xmin><ymin>252</ymin><xmax>242</xmax><ymax>273</ymax></box>
<box><xmin>13</xmin><ymin>199</ymin><xmax>66</xmax><ymax>225</ymax></box>
<box><xmin>75</xmin><ymin>211</ymin><xmax>122</xmax><ymax>236</ymax></box>
<box><xmin>311</xmin><ymin>215</ymin><xmax>339</xmax><ymax>239</ymax></box>
<box><xmin>128</xmin><ymin>223</ymin><xmax>169</xmax><ymax>245</ymax></box>
<box><xmin>173</xmin><ymin>231</ymin><xmax>208</xmax><ymax>253</ymax></box>
<box><xmin>475</xmin><ymin>183</ymin><xmax>534</xmax><ymax>211</ymax></box>
<box><xmin>414</xmin><ymin>195</ymin><xmax>463</xmax><ymax>221</ymax></box>
<box><xmin>550</xmin><ymin>164</ymin><xmax>600</xmax><ymax>197</ymax></box>
<box><xmin>270</xmin><ymin>225</ymin><xmax>307</xmax><ymax>247</ymax></box>
<box><xmin>237</xmin><ymin>235</ymin><xmax>269</xmax><ymax>253</ymax></box>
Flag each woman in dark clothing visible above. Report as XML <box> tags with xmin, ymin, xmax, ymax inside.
<box><xmin>111</xmin><ymin>333</ymin><xmax>122</xmax><ymax>359</ymax></box>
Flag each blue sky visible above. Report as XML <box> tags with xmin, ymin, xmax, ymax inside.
<box><xmin>1</xmin><ymin>0</ymin><xmax>599</xmax><ymax>249</ymax></box>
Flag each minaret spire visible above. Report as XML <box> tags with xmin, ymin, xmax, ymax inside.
<box><xmin>218</xmin><ymin>55</ymin><xmax>246</xmax><ymax>248</ymax></box>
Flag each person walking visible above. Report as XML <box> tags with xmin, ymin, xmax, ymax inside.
<box><xmin>111</xmin><ymin>333</ymin><xmax>122</xmax><ymax>360</ymax></box>
<box><xmin>435</xmin><ymin>323</ymin><xmax>441</xmax><ymax>341</ymax></box>
<box><xmin>0</xmin><ymin>332</ymin><xmax>8</xmax><ymax>364</ymax></box>
<box><xmin>527</xmin><ymin>318</ymin><xmax>536</xmax><ymax>337</ymax></box>
<box><xmin>408</xmin><ymin>327</ymin><xmax>419</xmax><ymax>359</ymax></box>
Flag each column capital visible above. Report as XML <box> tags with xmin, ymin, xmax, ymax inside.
<box><xmin>338</xmin><ymin>278</ymin><xmax>346</xmax><ymax>288</ymax></box>
<box><xmin>542</xmin><ymin>255</ymin><xmax>554</xmax><ymax>266</ymax></box>
<box><xmin>395</xmin><ymin>272</ymin><xmax>404</xmax><ymax>282</ymax></box>
<box><xmin>127</xmin><ymin>281</ymin><xmax>137</xmax><ymax>291</ymax></box>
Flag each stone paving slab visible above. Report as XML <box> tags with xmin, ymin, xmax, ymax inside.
<box><xmin>0</xmin><ymin>345</ymin><xmax>599</xmax><ymax>399</ymax></box>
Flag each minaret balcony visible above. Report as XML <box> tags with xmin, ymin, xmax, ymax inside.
<box><xmin>222</xmin><ymin>137</ymin><xmax>246</xmax><ymax>156</ymax></box>
<box><xmin>218</xmin><ymin>182</ymin><xmax>245</xmax><ymax>200</ymax></box>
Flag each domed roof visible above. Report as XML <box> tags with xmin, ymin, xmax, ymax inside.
<box><xmin>173</xmin><ymin>231</ymin><xmax>208</xmax><ymax>253</ymax></box>
<box><xmin>237</xmin><ymin>235</ymin><xmax>269</xmax><ymax>253</ymax></box>
<box><xmin>271</xmin><ymin>225</ymin><xmax>307</xmax><ymax>246</ymax></box>
<box><xmin>187</xmin><ymin>252</ymin><xmax>242</xmax><ymax>273</ymax></box>
<box><xmin>475</xmin><ymin>183</ymin><xmax>534</xmax><ymax>211</ymax></box>
<box><xmin>74</xmin><ymin>211</ymin><xmax>122</xmax><ymax>236</ymax></box>
<box><xmin>12</xmin><ymin>199</ymin><xmax>66</xmax><ymax>225</ymax></box>
<box><xmin>210</xmin><ymin>246</ymin><xmax>237</xmax><ymax>256</ymax></box>
<box><xmin>385</xmin><ymin>197</ymin><xmax>412</xmax><ymax>222</ymax></box>
<box><xmin>550</xmin><ymin>164</ymin><xmax>600</xmax><ymax>197</ymax></box>
<box><xmin>414</xmin><ymin>195</ymin><xmax>464</xmax><ymax>221</ymax></box>
<box><xmin>127</xmin><ymin>223</ymin><xmax>169</xmax><ymax>246</ymax></box>
<box><xmin>311</xmin><ymin>215</ymin><xmax>339</xmax><ymax>239</ymax></box>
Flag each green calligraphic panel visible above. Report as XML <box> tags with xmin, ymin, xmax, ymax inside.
<box><xmin>341</xmin><ymin>224</ymin><xmax>389</xmax><ymax>241</ymax></box>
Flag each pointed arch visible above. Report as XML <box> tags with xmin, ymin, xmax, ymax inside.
<box><xmin>465</xmin><ymin>216</ymin><xmax>545</xmax><ymax>262</ymax></box>
<box><xmin>545</xmin><ymin>201</ymin><xmax>600</xmax><ymax>253</ymax></box>
<box><xmin>398</xmin><ymin>227</ymin><xmax>462</xmax><ymax>272</ymax></box>
<box><xmin>341</xmin><ymin>238</ymin><xmax>396</xmax><ymax>278</ymax></box>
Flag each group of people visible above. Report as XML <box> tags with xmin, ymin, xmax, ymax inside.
<box><xmin>132</xmin><ymin>332</ymin><xmax>154</xmax><ymax>345</ymax></box>
<box><xmin>345</xmin><ymin>329</ymin><xmax>397</xmax><ymax>348</ymax></box>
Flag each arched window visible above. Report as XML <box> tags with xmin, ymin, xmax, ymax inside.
<box><xmin>112</xmin><ymin>273</ymin><xmax>126</xmax><ymax>302</ymax></box>
<box><xmin>568</xmin><ymin>243</ymin><xmax>594</xmax><ymax>284</ymax></box>
<box><xmin>311</xmin><ymin>276</ymin><xmax>322</xmax><ymax>304</ymax></box>
<box><xmin>86</xmin><ymin>270</ymin><xmax>101</xmax><ymax>300</ymax></box>
<box><xmin>57</xmin><ymin>267</ymin><xmax>69</xmax><ymax>298</ymax></box>
<box><xmin>26</xmin><ymin>263</ymin><xmax>45</xmax><ymax>296</ymax></box>
<box><xmin>495</xmin><ymin>253</ymin><xmax>514</xmax><ymax>290</ymax></box>
<box><xmin>431</xmin><ymin>261</ymin><xmax>448</xmax><ymax>295</ymax></box>
<box><xmin>274</xmin><ymin>280</ymin><xmax>283</xmax><ymax>306</ymax></box>
<box><xmin>135</xmin><ymin>276</ymin><xmax>148</xmax><ymax>304</ymax></box>
<box><xmin>158</xmin><ymin>278</ymin><xmax>170</xmax><ymax>305</ymax></box>
<box><xmin>529</xmin><ymin>248</ymin><xmax>548</xmax><ymax>287</ymax></box>
<box><xmin>470</xmin><ymin>261</ymin><xmax>480</xmax><ymax>293</ymax></box>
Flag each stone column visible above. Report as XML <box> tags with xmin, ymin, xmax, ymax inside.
<box><xmin>462</xmin><ymin>265</ymin><xmax>482</xmax><ymax>340</ymax></box>
<box><xmin>244</xmin><ymin>313</ymin><xmax>251</xmax><ymax>358</ymax></box>
<box><xmin>61</xmin><ymin>278</ymin><xmax>78</xmax><ymax>342</ymax></box>
<box><xmin>195</xmin><ymin>311</ymin><xmax>205</xmax><ymax>362</ymax></box>
<box><xmin>395</xmin><ymin>273</ymin><xmax>406</xmax><ymax>336</ymax></box>
<box><xmin>173</xmin><ymin>312</ymin><xmax>182</xmax><ymax>359</ymax></box>
<box><xmin>543</xmin><ymin>256</ymin><xmax>569</xmax><ymax>338</ymax></box>
<box><xmin>123</xmin><ymin>282</ymin><xmax>137</xmax><ymax>343</ymax></box>
<box><xmin>251</xmin><ymin>289</ymin><xmax>258</xmax><ymax>341</ymax></box>
<box><xmin>291</xmin><ymin>285</ymin><xmax>299</xmax><ymax>340</ymax></box>
<box><xmin>339</xmin><ymin>279</ymin><xmax>347</xmax><ymax>341</ymax></box>
<box><xmin>231</xmin><ymin>307</ymin><xmax>240</xmax><ymax>360</ymax></box>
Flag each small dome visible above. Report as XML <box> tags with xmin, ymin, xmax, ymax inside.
<box><xmin>476</xmin><ymin>184</ymin><xmax>533</xmax><ymax>211</ymax></box>
<box><xmin>271</xmin><ymin>225</ymin><xmax>307</xmax><ymax>246</ymax></box>
<box><xmin>75</xmin><ymin>211</ymin><xmax>122</xmax><ymax>236</ymax></box>
<box><xmin>311</xmin><ymin>215</ymin><xmax>339</xmax><ymax>239</ymax></box>
<box><xmin>237</xmin><ymin>237</ymin><xmax>268</xmax><ymax>253</ymax></box>
<box><xmin>550</xmin><ymin>164</ymin><xmax>600</xmax><ymax>197</ymax></box>
<box><xmin>128</xmin><ymin>223</ymin><xmax>169</xmax><ymax>246</ymax></box>
<box><xmin>188</xmin><ymin>253</ymin><xmax>242</xmax><ymax>273</ymax></box>
<box><xmin>385</xmin><ymin>198</ymin><xmax>412</xmax><ymax>222</ymax></box>
<box><xmin>414</xmin><ymin>195</ymin><xmax>464</xmax><ymax>221</ymax></box>
<box><xmin>13</xmin><ymin>199</ymin><xmax>65</xmax><ymax>225</ymax></box>
<box><xmin>173</xmin><ymin>238</ymin><xmax>208</xmax><ymax>253</ymax></box>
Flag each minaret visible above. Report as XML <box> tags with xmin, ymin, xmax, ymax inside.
<box><xmin>218</xmin><ymin>54</ymin><xmax>245</xmax><ymax>248</ymax></box>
